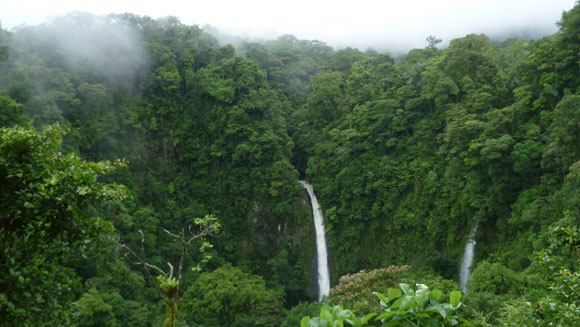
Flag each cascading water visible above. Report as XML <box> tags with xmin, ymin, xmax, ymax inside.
<box><xmin>299</xmin><ymin>180</ymin><xmax>330</xmax><ymax>301</ymax></box>
<box><xmin>459</xmin><ymin>223</ymin><xmax>478</xmax><ymax>293</ymax></box>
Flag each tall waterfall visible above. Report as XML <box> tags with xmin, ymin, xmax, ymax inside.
<box><xmin>459</xmin><ymin>223</ymin><xmax>478</xmax><ymax>293</ymax></box>
<box><xmin>299</xmin><ymin>180</ymin><xmax>330</xmax><ymax>300</ymax></box>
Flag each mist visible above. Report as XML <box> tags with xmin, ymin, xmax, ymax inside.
<box><xmin>1</xmin><ymin>0</ymin><xmax>575</xmax><ymax>54</ymax></box>
<box><xmin>236</xmin><ymin>0</ymin><xmax>575</xmax><ymax>52</ymax></box>
<box><xmin>10</xmin><ymin>12</ymin><xmax>149</xmax><ymax>90</ymax></box>
<box><xmin>199</xmin><ymin>0</ymin><xmax>574</xmax><ymax>54</ymax></box>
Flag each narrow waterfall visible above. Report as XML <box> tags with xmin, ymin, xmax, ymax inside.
<box><xmin>299</xmin><ymin>180</ymin><xmax>330</xmax><ymax>300</ymax></box>
<box><xmin>459</xmin><ymin>223</ymin><xmax>478</xmax><ymax>293</ymax></box>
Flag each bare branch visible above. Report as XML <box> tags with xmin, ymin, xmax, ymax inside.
<box><xmin>112</xmin><ymin>234</ymin><xmax>166</xmax><ymax>299</ymax></box>
<box><xmin>167</xmin><ymin>262</ymin><xmax>174</xmax><ymax>280</ymax></box>
<box><xmin>112</xmin><ymin>217</ymin><xmax>219</xmax><ymax>304</ymax></box>
<box><xmin>184</xmin><ymin>228</ymin><xmax>214</xmax><ymax>246</ymax></box>
<box><xmin>164</xmin><ymin>229</ymin><xmax>181</xmax><ymax>239</ymax></box>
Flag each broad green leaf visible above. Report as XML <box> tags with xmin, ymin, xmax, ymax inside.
<box><xmin>387</xmin><ymin>288</ymin><xmax>402</xmax><ymax>302</ymax></box>
<box><xmin>450</xmin><ymin>291</ymin><xmax>462</xmax><ymax>308</ymax></box>
<box><xmin>374</xmin><ymin>291</ymin><xmax>389</xmax><ymax>306</ymax></box>
<box><xmin>331</xmin><ymin>305</ymin><xmax>340</xmax><ymax>316</ymax></box>
<box><xmin>322</xmin><ymin>308</ymin><xmax>333</xmax><ymax>322</ymax></box>
<box><xmin>428</xmin><ymin>304</ymin><xmax>447</xmax><ymax>319</ymax></box>
<box><xmin>429</xmin><ymin>290</ymin><xmax>442</xmax><ymax>301</ymax></box>
<box><xmin>399</xmin><ymin>283</ymin><xmax>414</xmax><ymax>296</ymax></box>
<box><xmin>415</xmin><ymin>284</ymin><xmax>430</xmax><ymax>308</ymax></box>
<box><xmin>391</xmin><ymin>297</ymin><xmax>404</xmax><ymax>309</ymax></box>
<box><xmin>301</xmin><ymin>316</ymin><xmax>310</xmax><ymax>327</ymax></box>
<box><xmin>363</xmin><ymin>313</ymin><xmax>377</xmax><ymax>323</ymax></box>
<box><xmin>400</xmin><ymin>296</ymin><xmax>417</xmax><ymax>310</ymax></box>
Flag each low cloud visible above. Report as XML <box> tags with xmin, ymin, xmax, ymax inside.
<box><xmin>1</xmin><ymin>0</ymin><xmax>576</xmax><ymax>53</ymax></box>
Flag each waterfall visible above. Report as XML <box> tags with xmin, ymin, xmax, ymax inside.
<box><xmin>459</xmin><ymin>223</ymin><xmax>478</xmax><ymax>293</ymax></box>
<box><xmin>299</xmin><ymin>180</ymin><xmax>330</xmax><ymax>300</ymax></box>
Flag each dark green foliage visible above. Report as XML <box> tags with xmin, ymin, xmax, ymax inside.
<box><xmin>0</xmin><ymin>14</ymin><xmax>314</xmax><ymax>319</ymax></box>
<box><xmin>73</xmin><ymin>245</ymin><xmax>154</xmax><ymax>327</ymax></box>
<box><xmin>491</xmin><ymin>227</ymin><xmax>580</xmax><ymax>326</ymax></box>
<box><xmin>74</xmin><ymin>288</ymin><xmax>150</xmax><ymax>327</ymax></box>
<box><xmin>0</xmin><ymin>93</ymin><xmax>27</xmax><ymax>126</ymax></box>
<box><xmin>468</xmin><ymin>261</ymin><xmax>523</xmax><ymax>296</ymax></box>
<box><xmin>2</xmin><ymin>2</ymin><xmax>580</xmax><ymax>325</ymax></box>
<box><xmin>0</xmin><ymin>125</ymin><xmax>126</xmax><ymax>326</ymax></box>
<box><xmin>281</xmin><ymin>301</ymin><xmax>322</xmax><ymax>327</ymax></box>
<box><xmin>180</xmin><ymin>264</ymin><xmax>283</xmax><ymax>326</ymax></box>
<box><xmin>292</xmin><ymin>3</ymin><xmax>580</xmax><ymax>291</ymax></box>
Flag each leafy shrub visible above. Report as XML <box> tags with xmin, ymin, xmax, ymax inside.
<box><xmin>468</xmin><ymin>261</ymin><xmax>521</xmax><ymax>295</ymax></box>
<box><xmin>373</xmin><ymin>283</ymin><xmax>469</xmax><ymax>326</ymax></box>
<box><xmin>300</xmin><ymin>305</ymin><xmax>375</xmax><ymax>327</ymax></box>
<box><xmin>328</xmin><ymin>265</ymin><xmax>409</xmax><ymax>313</ymax></box>
<box><xmin>180</xmin><ymin>264</ymin><xmax>283</xmax><ymax>327</ymax></box>
<box><xmin>302</xmin><ymin>283</ymin><xmax>471</xmax><ymax>326</ymax></box>
<box><xmin>494</xmin><ymin>227</ymin><xmax>580</xmax><ymax>326</ymax></box>
<box><xmin>281</xmin><ymin>302</ymin><xmax>321</xmax><ymax>327</ymax></box>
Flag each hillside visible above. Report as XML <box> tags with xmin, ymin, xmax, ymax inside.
<box><xmin>2</xmin><ymin>4</ymin><xmax>580</xmax><ymax>326</ymax></box>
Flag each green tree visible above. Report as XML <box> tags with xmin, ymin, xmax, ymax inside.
<box><xmin>426</xmin><ymin>35</ymin><xmax>442</xmax><ymax>49</ymax></box>
<box><xmin>0</xmin><ymin>124</ymin><xmax>126</xmax><ymax>326</ymax></box>
<box><xmin>444</xmin><ymin>34</ymin><xmax>497</xmax><ymax>86</ymax></box>
<box><xmin>544</xmin><ymin>95</ymin><xmax>580</xmax><ymax>174</ymax></box>
<box><xmin>180</xmin><ymin>264</ymin><xmax>283</xmax><ymax>326</ymax></box>
<box><xmin>0</xmin><ymin>93</ymin><xmax>27</xmax><ymax>126</ymax></box>
<box><xmin>74</xmin><ymin>288</ymin><xmax>117</xmax><ymax>327</ymax></box>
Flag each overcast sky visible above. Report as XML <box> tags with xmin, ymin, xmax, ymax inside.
<box><xmin>1</xmin><ymin>0</ymin><xmax>576</xmax><ymax>52</ymax></box>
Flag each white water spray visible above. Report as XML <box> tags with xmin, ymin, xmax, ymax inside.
<box><xmin>299</xmin><ymin>180</ymin><xmax>330</xmax><ymax>300</ymax></box>
<box><xmin>459</xmin><ymin>223</ymin><xmax>478</xmax><ymax>293</ymax></box>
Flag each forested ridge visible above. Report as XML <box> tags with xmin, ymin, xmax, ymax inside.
<box><xmin>2</xmin><ymin>3</ymin><xmax>580</xmax><ymax>326</ymax></box>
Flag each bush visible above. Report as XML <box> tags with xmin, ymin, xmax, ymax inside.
<box><xmin>328</xmin><ymin>265</ymin><xmax>409</xmax><ymax>313</ymax></box>
<box><xmin>281</xmin><ymin>302</ymin><xmax>321</xmax><ymax>327</ymax></box>
<box><xmin>180</xmin><ymin>264</ymin><xmax>283</xmax><ymax>327</ymax></box>
<box><xmin>302</xmin><ymin>283</ymin><xmax>470</xmax><ymax>326</ymax></box>
<box><xmin>468</xmin><ymin>261</ymin><xmax>521</xmax><ymax>295</ymax></box>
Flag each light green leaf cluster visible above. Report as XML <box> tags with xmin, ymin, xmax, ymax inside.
<box><xmin>302</xmin><ymin>284</ymin><xmax>469</xmax><ymax>327</ymax></box>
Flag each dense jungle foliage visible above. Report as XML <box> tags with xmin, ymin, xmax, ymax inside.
<box><xmin>2</xmin><ymin>2</ymin><xmax>580</xmax><ymax>325</ymax></box>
